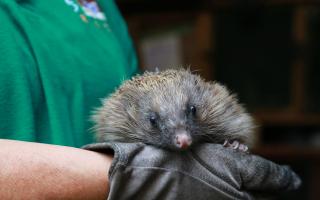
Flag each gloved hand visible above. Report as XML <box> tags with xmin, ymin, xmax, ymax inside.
<box><xmin>83</xmin><ymin>143</ymin><xmax>301</xmax><ymax>200</ymax></box>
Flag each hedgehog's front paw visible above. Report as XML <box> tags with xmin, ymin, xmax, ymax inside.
<box><xmin>223</xmin><ymin>140</ymin><xmax>249</xmax><ymax>153</ymax></box>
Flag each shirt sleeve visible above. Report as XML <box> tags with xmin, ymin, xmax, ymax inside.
<box><xmin>83</xmin><ymin>142</ymin><xmax>301</xmax><ymax>200</ymax></box>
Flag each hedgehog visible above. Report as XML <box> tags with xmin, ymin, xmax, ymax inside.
<box><xmin>92</xmin><ymin>69</ymin><xmax>255</xmax><ymax>151</ymax></box>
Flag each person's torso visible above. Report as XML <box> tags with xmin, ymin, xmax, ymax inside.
<box><xmin>0</xmin><ymin>0</ymin><xmax>138</xmax><ymax>147</ymax></box>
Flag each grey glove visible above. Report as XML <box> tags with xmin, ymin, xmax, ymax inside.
<box><xmin>83</xmin><ymin>143</ymin><xmax>301</xmax><ymax>200</ymax></box>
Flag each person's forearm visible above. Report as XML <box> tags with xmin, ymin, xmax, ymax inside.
<box><xmin>0</xmin><ymin>139</ymin><xmax>112</xmax><ymax>200</ymax></box>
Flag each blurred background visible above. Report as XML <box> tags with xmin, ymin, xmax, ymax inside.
<box><xmin>116</xmin><ymin>0</ymin><xmax>320</xmax><ymax>199</ymax></box>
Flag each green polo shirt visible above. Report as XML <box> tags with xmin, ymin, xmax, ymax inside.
<box><xmin>0</xmin><ymin>0</ymin><xmax>138</xmax><ymax>147</ymax></box>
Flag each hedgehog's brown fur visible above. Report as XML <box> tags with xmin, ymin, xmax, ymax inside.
<box><xmin>92</xmin><ymin>69</ymin><xmax>255</xmax><ymax>150</ymax></box>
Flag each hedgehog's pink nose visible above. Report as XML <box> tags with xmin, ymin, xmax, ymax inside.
<box><xmin>174</xmin><ymin>134</ymin><xmax>192</xmax><ymax>149</ymax></box>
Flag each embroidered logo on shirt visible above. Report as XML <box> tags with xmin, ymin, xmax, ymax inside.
<box><xmin>64</xmin><ymin>0</ymin><xmax>110</xmax><ymax>30</ymax></box>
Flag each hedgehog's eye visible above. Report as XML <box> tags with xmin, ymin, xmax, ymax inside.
<box><xmin>188</xmin><ymin>105</ymin><xmax>197</xmax><ymax>116</ymax></box>
<box><xmin>190</xmin><ymin>105</ymin><xmax>196</xmax><ymax>115</ymax></box>
<box><xmin>149</xmin><ymin>115</ymin><xmax>157</xmax><ymax>127</ymax></box>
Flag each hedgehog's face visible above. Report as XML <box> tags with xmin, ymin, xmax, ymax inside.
<box><xmin>138</xmin><ymin>86</ymin><xmax>204</xmax><ymax>151</ymax></box>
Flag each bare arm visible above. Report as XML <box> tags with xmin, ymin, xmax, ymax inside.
<box><xmin>0</xmin><ymin>139</ymin><xmax>112</xmax><ymax>200</ymax></box>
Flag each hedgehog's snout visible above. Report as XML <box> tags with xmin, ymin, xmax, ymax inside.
<box><xmin>173</xmin><ymin>129</ymin><xmax>192</xmax><ymax>149</ymax></box>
